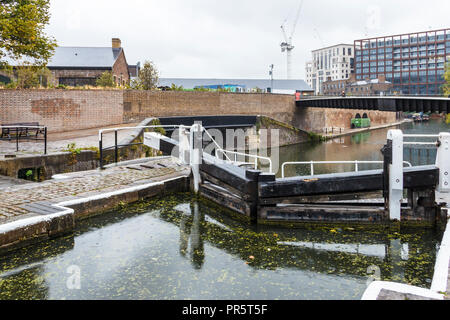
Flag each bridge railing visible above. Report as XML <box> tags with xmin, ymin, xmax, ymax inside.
<box><xmin>281</xmin><ymin>160</ymin><xmax>413</xmax><ymax>179</ymax></box>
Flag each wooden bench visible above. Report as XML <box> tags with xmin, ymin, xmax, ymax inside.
<box><xmin>1</xmin><ymin>122</ymin><xmax>45</xmax><ymax>140</ymax></box>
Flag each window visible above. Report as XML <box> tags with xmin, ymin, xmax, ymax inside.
<box><xmin>348</xmin><ymin>48</ymin><xmax>352</xmax><ymax>56</ymax></box>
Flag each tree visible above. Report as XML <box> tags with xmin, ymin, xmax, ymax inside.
<box><xmin>443</xmin><ymin>62</ymin><xmax>450</xmax><ymax>97</ymax></box>
<box><xmin>137</xmin><ymin>60</ymin><xmax>159</xmax><ymax>90</ymax></box>
<box><xmin>11</xmin><ymin>64</ymin><xmax>53</xmax><ymax>88</ymax></box>
<box><xmin>96</xmin><ymin>71</ymin><xmax>115</xmax><ymax>87</ymax></box>
<box><xmin>170</xmin><ymin>83</ymin><xmax>184</xmax><ymax>91</ymax></box>
<box><xmin>0</xmin><ymin>0</ymin><xmax>57</xmax><ymax>68</ymax></box>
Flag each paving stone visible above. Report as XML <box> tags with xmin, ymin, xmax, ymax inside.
<box><xmin>0</xmin><ymin>159</ymin><xmax>188</xmax><ymax>221</ymax></box>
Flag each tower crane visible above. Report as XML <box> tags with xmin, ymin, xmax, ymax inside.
<box><xmin>280</xmin><ymin>0</ymin><xmax>304</xmax><ymax>79</ymax></box>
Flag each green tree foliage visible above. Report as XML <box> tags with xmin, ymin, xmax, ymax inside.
<box><xmin>96</xmin><ymin>71</ymin><xmax>115</xmax><ymax>87</ymax></box>
<box><xmin>0</xmin><ymin>0</ymin><xmax>57</xmax><ymax>67</ymax></box>
<box><xmin>170</xmin><ymin>83</ymin><xmax>184</xmax><ymax>91</ymax></box>
<box><xmin>443</xmin><ymin>62</ymin><xmax>450</xmax><ymax>97</ymax></box>
<box><xmin>193</xmin><ymin>86</ymin><xmax>209</xmax><ymax>92</ymax></box>
<box><xmin>136</xmin><ymin>60</ymin><xmax>159</xmax><ymax>90</ymax></box>
<box><xmin>11</xmin><ymin>64</ymin><xmax>53</xmax><ymax>88</ymax></box>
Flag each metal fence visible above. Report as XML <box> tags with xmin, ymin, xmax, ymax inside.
<box><xmin>0</xmin><ymin>125</ymin><xmax>47</xmax><ymax>154</ymax></box>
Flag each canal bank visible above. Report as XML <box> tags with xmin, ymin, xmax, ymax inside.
<box><xmin>0</xmin><ymin>119</ymin><xmax>448</xmax><ymax>299</ymax></box>
<box><xmin>0</xmin><ymin>156</ymin><xmax>190</xmax><ymax>255</ymax></box>
<box><xmin>321</xmin><ymin>119</ymin><xmax>413</xmax><ymax>140</ymax></box>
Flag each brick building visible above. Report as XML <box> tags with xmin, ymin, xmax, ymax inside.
<box><xmin>2</xmin><ymin>38</ymin><xmax>133</xmax><ymax>87</ymax></box>
<box><xmin>323</xmin><ymin>74</ymin><xmax>393</xmax><ymax>96</ymax></box>
<box><xmin>346</xmin><ymin>75</ymin><xmax>393</xmax><ymax>96</ymax></box>
<box><xmin>47</xmin><ymin>38</ymin><xmax>131</xmax><ymax>87</ymax></box>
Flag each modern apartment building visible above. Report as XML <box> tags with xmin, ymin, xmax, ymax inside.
<box><xmin>354</xmin><ymin>28</ymin><xmax>450</xmax><ymax>95</ymax></box>
<box><xmin>305</xmin><ymin>44</ymin><xmax>355</xmax><ymax>94</ymax></box>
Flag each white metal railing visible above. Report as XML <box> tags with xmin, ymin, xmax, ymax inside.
<box><xmin>215</xmin><ymin>149</ymin><xmax>273</xmax><ymax>173</ymax></box>
<box><xmin>202</xmin><ymin>126</ymin><xmax>273</xmax><ymax>173</ymax></box>
<box><xmin>202</xmin><ymin>127</ymin><xmax>232</xmax><ymax>162</ymax></box>
<box><xmin>281</xmin><ymin>160</ymin><xmax>413</xmax><ymax>178</ymax></box>
<box><xmin>99</xmin><ymin>124</ymin><xmax>273</xmax><ymax>173</ymax></box>
<box><xmin>403</xmin><ymin>134</ymin><xmax>440</xmax><ymax>146</ymax></box>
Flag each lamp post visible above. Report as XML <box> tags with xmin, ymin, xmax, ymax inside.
<box><xmin>269</xmin><ymin>64</ymin><xmax>274</xmax><ymax>93</ymax></box>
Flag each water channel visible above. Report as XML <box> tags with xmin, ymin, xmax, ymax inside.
<box><xmin>0</xmin><ymin>119</ymin><xmax>448</xmax><ymax>300</ymax></box>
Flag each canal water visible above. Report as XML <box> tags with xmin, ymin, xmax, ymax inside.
<box><xmin>271</xmin><ymin>119</ymin><xmax>449</xmax><ymax>178</ymax></box>
<box><xmin>0</xmin><ymin>193</ymin><xmax>443</xmax><ymax>300</ymax></box>
<box><xmin>0</xmin><ymin>119</ymin><xmax>448</xmax><ymax>300</ymax></box>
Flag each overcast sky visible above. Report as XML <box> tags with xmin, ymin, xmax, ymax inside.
<box><xmin>45</xmin><ymin>0</ymin><xmax>450</xmax><ymax>80</ymax></box>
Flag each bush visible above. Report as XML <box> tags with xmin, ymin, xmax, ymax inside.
<box><xmin>96</xmin><ymin>71</ymin><xmax>115</xmax><ymax>87</ymax></box>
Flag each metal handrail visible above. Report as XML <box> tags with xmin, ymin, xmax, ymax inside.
<box><xmin>215</xmin><ymin>148</ymin><xmax>273</xmax><ymax>173</ymax></box>
<box><xmin>202</xmin><ymin>127</ymin><xmax>232</xmax><ymax>162</ymax></box>
<box><xmin>281</xmin><ymin>160</ymin><xmax>413</xmax><ymax>178</ymax></box>
<box><xmin>98</xmin><ymin>125</ymin><xmax>193</xmax><ymax>169</ymax></box>
<box><xmin>403</xmin><ymin>134</ymin><xmax>440</xmax><ymax>146</ymax></box>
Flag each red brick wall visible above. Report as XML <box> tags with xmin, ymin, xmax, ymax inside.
<box><xmin>295</xmin><ymin>107</ymin><xmax>397</xmax><ymax>132</ymax></box>
<box><xmin>112</xmin><ymin>50</ymin><xmax>130</xmax><ymax>86</ymax></box>
<box><xmin>0</xmin><ymin>89</ymin><xmax>123</xmax><ymax>133</ymax></box>
<box><xmin>123</xmin><ymin>90</ymin><xmax>297</xmax><ymax>126</ymax></box>
<box><xmin>0</xmin><ymin>89</ymin><xmax>399</xmax><ymax>134</ymax></box>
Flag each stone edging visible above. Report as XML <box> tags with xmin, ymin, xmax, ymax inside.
<box><xmin>0</xmin><ymin>175</ymin><xmax>188</xmax><ymax>255</ymax></box>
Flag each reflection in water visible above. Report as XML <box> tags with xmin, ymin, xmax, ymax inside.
<box><xmin>178</xmin><ymin>202</ymin><xmax>205</xmax><ymax>269</ymax></box>
<box><xmin>271</xmin><ymin>119</ymin><xmax>449</xmax><ymax>178</ymax></box>
<box><xmin>0</xmin><ymin>194</ymin><xmax>443</xmax><ymax>300</ymax></box>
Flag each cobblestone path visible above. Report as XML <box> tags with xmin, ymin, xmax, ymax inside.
<box><xmin>0</xmin><ymin>158</ymin><xmax>187</xmax><ymax>222</ymax></box>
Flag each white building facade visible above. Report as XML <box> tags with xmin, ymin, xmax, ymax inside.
<box><xmin>305</xmin><ymin>44</ymin><xmax>356</xmax><ymax>95</ymax></box>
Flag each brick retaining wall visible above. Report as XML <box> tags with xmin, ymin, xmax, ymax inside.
<box><xmin>0</xmin><ymin>89</ymin><xmax>123</xmax><ymax>133</ymax></box>
<box><xmin>0</xmin><ymin>89</ymin><xmax>398</xmax><ymax>134</ymax></box>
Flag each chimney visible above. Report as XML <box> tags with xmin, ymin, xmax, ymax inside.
<box><xmin>112</xmin><ymin>38</ymin><xmax>122</xmax><ymax>48</ymax></box>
